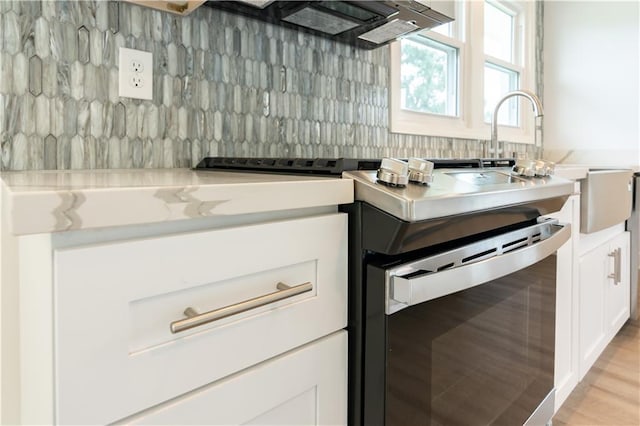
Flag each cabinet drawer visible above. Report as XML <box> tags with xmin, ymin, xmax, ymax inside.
<box><xmin>53</xmin><ymin>213</ymin><xmax>347</xmax><ymax>425</ymax></box>
<box><xmin>118</xmin><ymin>331</ymin><xmax>347</xmax><ymax>425</ymax></box>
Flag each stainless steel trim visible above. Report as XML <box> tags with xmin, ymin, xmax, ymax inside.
<box><xmin>385</xmin><ymin>219</ymin><xmax>570</xmax><ymax>314</ymax></box>
<box><xmin>608</xmin><ymin>248</ymin><xmax>622</xmax><ymax>285</ymax></box>
<box><xmin>523</xmin><ymin>388</ymin><xmax>555</xmax><ymax>426</ymax></box>
<box><xmin>170</xmin><ymin>281</ymin><xmax>313</xmax><ymax>333</ymax></box>
<box><xmin>343</xmin><ymin>168</ymin><xmax>574</xmax><ymax>222</ymax></box>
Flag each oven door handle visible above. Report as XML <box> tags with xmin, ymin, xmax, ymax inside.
<box><xmin>387</xmin><ymin>222</ymin><xmax>571</xmax><ymax>315</ymax></box>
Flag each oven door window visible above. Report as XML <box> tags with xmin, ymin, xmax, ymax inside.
<box><xmin>385</xmin><ymin>256</ymin><xmax>556</xmax><ymax>425</ymax></box>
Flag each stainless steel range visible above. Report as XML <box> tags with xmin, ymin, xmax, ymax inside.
<box><xmin>195</xmin><ymin>156</ymin><xmax>574</xmax><ymax>426</ymax></box>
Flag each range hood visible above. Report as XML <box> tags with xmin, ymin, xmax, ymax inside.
<box><xmin>205</xmin><ymin>1</ymin><xmax>454</xmax><ymax>49</ymax></box>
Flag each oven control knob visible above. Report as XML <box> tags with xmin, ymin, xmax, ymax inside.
<box><xmin>513</xmin><ymin>159</ymin><xmax>537</xmax><ymax>177</ymax></box>
<box><xmin>513</xmin><ymin>159</ymin><xmax>555</xmax><ymax>177</ymax></box>
<box><xmin>534</xmin><ymin>160</ymin><xmax>555</xmax><ymax>177</ymax></box>
<box><xmin>408</xmin><ymin>157</ymin><xmax>434</xmax><ymax>185</ymax></box>
<box><xmin>377</xmin><ymin>158</ymin><xmax>409</xmax><ymax>187</ymax></box>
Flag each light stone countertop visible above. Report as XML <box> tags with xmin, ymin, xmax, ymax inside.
<box><xmin>1</xmin><ymin>168</ymin><xmax>354</xmax><ymax>235</ymax></box>
<box><xmin>549</xmin><ymin>164</ymin><xmax>639</xmax><ymax>181</ymax></box>
<box><xmin>552</xmin><ymin>164</ymin><xmax>590</xmax><ymax>180</ymax></box>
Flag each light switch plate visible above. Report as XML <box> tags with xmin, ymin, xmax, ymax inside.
<box><xmin>118</xmin><ymin>47</ymin><xmax>153</xmax><ymax>100</ymax></box>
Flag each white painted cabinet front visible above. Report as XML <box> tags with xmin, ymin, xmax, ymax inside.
<box><xmin>120</xmin><ymin>331</ymin><xmax>347</xmax><ymax>425</ymax></box>
<box><xmin>548</xmin><ymin>193</ymin><xmax>580</xmax><ymax>410</ymax></box>
<box><xmin>578</xmin><ymin>231</ymin><xmax>630</xmax><ymax>379</ymax></box>
<box><xmin>605</xmin><ymin>233</ymin><xmax>631</xmax><ymax>336</ymax></box>
<box><xmin>17</xmin><ymin>212</ymin><xmax>348</xmax><ymax>425</ymax></box>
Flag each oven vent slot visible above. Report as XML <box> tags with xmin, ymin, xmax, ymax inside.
<box><xmin>391</xmin><ymin>220</ymin><xmax>561</xmax><ymax>281</ymax></box>
<box><xmin>502</xmin><ymin>237</ymin><xmax>529</xmax><ymax>253</ymax></box>
<box><xmin>400</xmin><ymin>269</ymin><xmax>433</xmax><ymax>279</ymax></box>
<box><xmin>436</xmin><ymin>262</ymin><xmax>455</xmax><ymax>272</ymax></box>
<box><xmin>502</xmin><ymin>237</ymin><xmax>528</xmax><ymax>250</ymax></box>
<box><xmin>461</xmin><ymin>248</ymin><xmax>497</xmax><ymax>264</ymax></box>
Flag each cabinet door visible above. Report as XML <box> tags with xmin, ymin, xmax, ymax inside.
<box><xmin>605</xmin><ymin>232</ymin><xmax>630</xmax><ymax>338</ymax></box>
<box><xmin>54</xmin><ymin>213</ymin><xmax>347</xmax><ymax>425</ymax></box>
<box><xmin>578</xmin><ymin>231</ymin><xmax>631</xmax><ymax>381</ymax></box>
<box><xmin>578</xmin><ymin>243</ymin><xmax>608</xmax><ymax>379</ymax></box>
<box><xmin>119</xmin><ymin>331</ymin><xmax>347</xmax><ymax>425</ymax></box>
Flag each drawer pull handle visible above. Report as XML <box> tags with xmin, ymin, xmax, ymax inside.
<box><xmin>170</xmin><ymin>281</ymin><xmax>313</xmax><ymax>333</ymax></box>
<box><xmin>608</xmin><ymin>248</ymin><xmax>622</xmax><ymax>285</ymax></box>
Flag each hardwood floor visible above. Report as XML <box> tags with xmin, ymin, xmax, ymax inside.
<box><xmin>553</xmin><ymin>320</ymin><xmax>640</xmax><ymax>425</ymax></box>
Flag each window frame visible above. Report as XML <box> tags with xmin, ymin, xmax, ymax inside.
<box><xmin>389</xmin><ymin>0</ymin><xmax>537</xmax><ymax>144</ymax></box>
<box><xmin>399</xmin><ymin>34</ymin><xmax>460</xmax><ymax>117</ymax></box>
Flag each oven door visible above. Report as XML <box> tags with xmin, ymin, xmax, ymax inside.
<box><xmin>363</xmin><ymin>219</ymin><xmax>570</xmax><ymax>426</ymax></box>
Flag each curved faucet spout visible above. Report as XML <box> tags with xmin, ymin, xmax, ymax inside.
<box><xmin>490</xmin><ymin>89</ymin><xmax>544</xmax><ymax>158</ymax></box>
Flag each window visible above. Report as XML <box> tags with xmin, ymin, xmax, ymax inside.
<box><xmin>484</xmin><ymin>63</ymin><xmax>519</xmax><ymax>124</ymax></box>
<box><xmin>400</xmin><ymin>36</ymin><xmax>458</xmax><ymax>116</ymax></box>
<box><xmin>483</xmin><ymin>1</ymin><xmax>522</xmax><ymax>126</ymax></box>
<box><xmin>390</xmin><ymin>1</ymin><xmax>536</xmax><ymax>144</ymax></box>
<box><xmin>484</xmin><ymin>1</ymin><xmax>514</xmax><ymax>62</ymax></box>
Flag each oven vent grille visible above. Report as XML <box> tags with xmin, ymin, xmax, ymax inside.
<box><xmin>461</xmin><ymin>248</ymin><xmax>497</xmax><ymax>264</ymax></box>
<box><xmin>397</xmin><ymin>221</ymin><xmax>557</xmax><ymax>280</ymax></box>
<box><xmin>389</xmin><ymin>219</ymin><xmax>567</xmax><ymax>314</ymax></box>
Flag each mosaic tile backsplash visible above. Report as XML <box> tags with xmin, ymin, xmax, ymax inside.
<box><xmin>0</xmin><ymin>0</ymin><xmax>539</xmax><ymax>171</ymax></box>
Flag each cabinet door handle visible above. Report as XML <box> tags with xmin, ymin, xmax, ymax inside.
<box><xmin>608</xmin><ymin>248</ymin><xmax>622</xmax><ymax>285</ymax></box>
<box><xmin>170</xmin><ymin>281</ymin><xmax>313</xmax><ymax>333</ymax></box>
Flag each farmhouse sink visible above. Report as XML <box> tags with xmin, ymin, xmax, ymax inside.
<box><xmin>580</xmin><ymin>168</ymin><xmax>633</xmax><ymax>233</ymax></box>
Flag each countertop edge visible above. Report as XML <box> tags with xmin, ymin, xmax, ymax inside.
<box><xmin>2</xmin><ymin>170</ymin><xmax>354</xmax><ymax>236</ymax></box>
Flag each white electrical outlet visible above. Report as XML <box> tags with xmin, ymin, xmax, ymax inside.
<box><xmin>119</xmin><ymin>47</ymin><xmax>152</xmax><ymax>100</ymax></box>
<box><xmin>130</xmin><ymin>60</ymin><xmax>144</xmax><ymax>73</ymax></box>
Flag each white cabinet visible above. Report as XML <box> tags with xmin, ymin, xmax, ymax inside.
<box><xmin>578</xmin><ymin>241</ymin><xmax>608</xmax><ymax>377</ymax></box>
<box><xmin>548</xmin><ymin>193</ymin><xmax>580</xmax><ymax>409</ymax></box>
<box><xmin>54</xmin><ymin>213</ymin><xmax>347</xmax><ymax>424</ymax></box>
<box><xmin>550</xmin><ymin>185</ymin><xmax>632</xmax><ymax>413</ymax></box>
<box><xmin>605</xmin><ymin>234</ymin><xmax>631</xmax><ymax>335</ymax></box>
<box><xmin>13</xmin><ymin>211</ymin><xmax>349</xmax><ymax>425</ymax></box>
<box><xmin>120</xmin><ymin>331</ymin><xmax>347</xmax><ymax>425</ymax></box>
<box><xmin>578</xmin><ymin>231</ymin><xmax>630</xmax><ymax>379</ymax></box>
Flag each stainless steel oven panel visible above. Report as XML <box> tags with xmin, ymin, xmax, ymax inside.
<box><xmin>343</xmin><ymin>169</ymin><xmax>574</xmax><ymax>222</ymax></box>
<box><xmin>524</xmin><ymin>389</ymin><xmax>555</xmax><ymax>426</ymax></box>
<box><xmin>385</xmin><ymin>219</ymin><xmax>570</xmax><ymax>314</ymax></box>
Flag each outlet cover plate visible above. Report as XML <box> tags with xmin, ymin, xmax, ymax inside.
<box><xmin>119</xmin><ymin>47</ymin><xmax>153</xmax><ymax>100</ymax></box>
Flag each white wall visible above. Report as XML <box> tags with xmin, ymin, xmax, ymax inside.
<box><xmin>543</xmin><ymin>1</ymin><xmax>640</xmax><ymax>166</ymax></box>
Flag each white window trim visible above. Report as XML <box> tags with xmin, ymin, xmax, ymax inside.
<box><xmin>389</xmin><ymin>0</ymin><xmax>537</xmax><ymax>144</ymax></box>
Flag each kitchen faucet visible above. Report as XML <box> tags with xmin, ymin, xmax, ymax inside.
<box><xmin>490</xmin><ymin>90</ymin><xmax>544</xmax><ymax>158</ymax></box>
